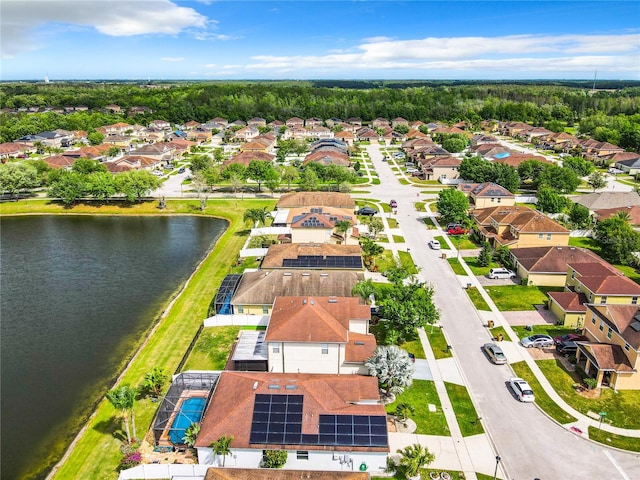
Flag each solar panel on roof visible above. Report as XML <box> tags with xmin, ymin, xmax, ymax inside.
<box><xmin>630</xmin><ymin>321</ymin><xmax>640</xmax><ymax>332</ymax></box>
<box><xmin>281</xmin><ymin>255</ymin><xmax>362</xmax><ymax>269</ymax></box>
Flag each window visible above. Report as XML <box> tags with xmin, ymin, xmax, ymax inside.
<box><xmin>546</xmin><ymin>233</ymin><xmax>552</xmax><ymax>240</ymax></box>
<box><xmin>599</xmin><ymin>320</ymin><xmax>604</xmax><ymax>332</ymax></box>
<box><xmin>491</xmin><ymin>197</ymin><xmax>495</xmax><ymax>202</ymax></box>
<box><xmin>497</xmin><ymin>197</ymin><xmax>501</xmax><ymax>203</ymax></box>
<box><xmin>273</xmin><ymin>345</ymin><xmax>280</xmax><ymax>354</ymax></box>
<box><xmin>237</xmin><ymin>305</ymin><xmax>244</xmax><ymax>314</ymax></box>
<box><xmin>296</xmin><ymin>451</ymin><xmax>309</xmax><ymax>460</ymax></box>
<box><xmin>633</xmin><ymin>297</ymin><xmax>638</xmax><ymax>305</ymax></box>
<box><xmin>321</xmin><ymin>344</ymin><xmax>329</xmax><ymax>354</ymax></box>
<box><xmin>607</xmin><ymin>328</ymin><xmax>613</xmax><ymax>339</ymax></box>
<box><xmin>262</xmin><ymin>305</ymin><xmax>269</xmax><ymax>314</ymax></box>
<box><xmin>591</xmin><ymin>316</ymin><xmax>596</xmax><ymax>325</ymax></box>
<box><xmin>600</xmin><ymin>296</ymin><xmax>607</xmax><ymax>304</ymax></box>
<box><xmin>624</xmin><ymin>343</ymin><xmax>631</xmax><ymax>351</ymax></box>
<box><xmin>538</xmin><ymin>233</ymin><xmax>543</xmax><ymax>239</ymax></box>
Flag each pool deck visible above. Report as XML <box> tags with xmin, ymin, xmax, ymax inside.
<box><xmin>157</xmin><ymin>390</ymin><xmax>209</xmax><ymax>446</ymax></box>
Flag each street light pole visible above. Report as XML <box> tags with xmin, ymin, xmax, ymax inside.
<box><xmin>493</xmin><ymin>455</ymin><xmax>501</xmax><ymax>480</ymax></box>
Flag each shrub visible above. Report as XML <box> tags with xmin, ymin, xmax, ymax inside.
<box><xmin>584</xmin><ymin>377</ymin><xmax>598</xmax><ymax>390</ymax></box>
<box><xmin>262</xmin><ymin>449</ymin><xmax>288</xmax><ymax>468</ymax></box>
<box><xmin>568</xmin><ymin>355</ymin><xmax>577</xmax><ymax>365</ymax></box>
<box><xmin>118</xmin><ymin>451</ymin><xmax>142</xmax><ymax>471</ymax></box>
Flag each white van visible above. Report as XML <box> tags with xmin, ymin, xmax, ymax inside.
<box><xmin>489</xmin><ymin>268</ymin><xmax>516</xmax><ymax>279</ymax></box>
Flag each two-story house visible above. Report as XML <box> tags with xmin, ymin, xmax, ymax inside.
<box><xmin>288</xmin><ymin>207</ymin><xmax>357</xmax><ymax>245</ymax></box>
<box><xmin>265</xmin><ymin>296</ymin><xmax>375</xmax><ymax>375</ymax></box>
<box><xmin>458</xmin><ymin>182</ymin><xmax>515</xmax><ymax>208</ymax></box>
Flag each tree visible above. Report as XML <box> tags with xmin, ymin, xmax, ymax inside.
<box><xmin>477</xmin><ymin>241</ymin><xmax>493</xmax><ymax>267</ymax></box>
<box><xmin>441</xmin><ymin>136</ymin><xmax>467</xmax><ymax>153</ymax></box>
<box><xmin>72</xmin><ymin>158</ymin><xmax>107</xmax><ymax>175</ymax></box>
<box><xmin>87</xmin><ymin>171</ymin><xmax>117</xmax><ymax>200</ymax></box>
<box><xmin>87</xmin><ymin>131</ymin><xmax>104</xmax><ymax>146</ymax></box>
<box><xmin>397</xmin><ymin>444</ymin><xmax>435</xmax><ymax>479</ymax></box>
<box><xmin>246</xmin><ymin>160</ymin><xmax>273</xmax><ymax>192</ymax></box>
<box><xmin>594</xmin><ymin>213</ymin><xmax>640</xmax><ymax>265</ymax></box>
<box><xmin>367</xmin><ymin>217</ymin><xmax>385</xmax><ymax>239</ymax></box>
<box><xmin>221</xmin><ymin>163</ymin><xmax>247</xmax><ymax>180</ymax></box>
<box><xmin>384</xmin><ymin>266</ymin><xmax>411</xmax><ymax>285</ymax></box>
<box><xmin>587</xmin><ymin>171</ymin><xmax>607</xmax><ymax>191</ymax></box>
<box><xmin>359</xmin><ymin>237</ymin><xmax>384</xmax><ymax>270</ymax></box>
<box><xmin>395</xmin><ymin>402</ymin><xmax>415</xmax><ymax>425</ymax></box>
<box><xmin>536</xmin><ymin>165</ymin><xmax>580</xmax><ymax>193</ymax></box>
<box><xmin>191</xmin><ymin>171</ymin><xmax>210</xmax><ymax>210</ymax></box>
<box><xmin>0</xmin><ymin>162</ymin><xmax>39</xmax><ymax>196</ymax></box>
<box><xmin>334</xmin><ymin>219</ymin><xmax>352</xmax><ymax>240</ymax></box>
<box><xmin>365</xmin><ymin>346</ymin><xmax>415</xmax><ymax>401</ymax></box>
<box><xmin>436</xmin><ymin>188</ymin><xmax>469</xmax><ymax>225</ymax></box>
<box><xmin>117</xmin><ymin>170</ymin><xmax>161</xmax><ymax>202</ymax></box>
<box><xmin>492</xmin><ymin>162</ymin><xmax>520</xmax><ymax>193</ymax></box>
<box><xmin>48</xmin><ymin>171</ymin><xmax>88</xmax><ymax>205</ymax></box>
<box><xmin>210</xmin><ymin>435</ymin><xmax>233</xmax><ymax>467</ymax></box>
<box><xmin>264</xmin><ymin>167</ymin><xmax>280</xmax><ymax>195</ymax></box>
<box><xmin>562</xmin><ymin>156</ymin><xmax>594</xmax><ymax>177</ymax></box>
<box><xmin>106</xmin><ymin>384</ymin><xmax>137</xmax><ymax>444</ymax></box>
<box><xmin>493</xmin><ymin>245</ymin><xmax>512</xmax><ymax>268</ymax></box>
<box><xmin>182</xmin><ymin>423</ymin><xmax>200</xmax><ymax>447</ymax></box>
<box><xmin>141</xmin><ymin>367</ymin><xmax>167</xmax><ymax>398</ymax></box>
<box><xmin>262</xmin><ymin>449</ymin><xmax>288</xmax><ymax>468</ymax></box>
<box><xmin>518</xmin><ymin>159</ymin><xmax>547</xmax><ymax>184</ymax></box>
<box><xmin>536</xmin><ymin>186</ymin><xmax>570</xmax><ymax>214</ymax></box>
<box><xmin>280</xmin><ymin>165</ymin><xmax>299</xmax><ymax>190</ymax></box>
<box><xmin>569</xmin><ymin>202</ymin><xmax>591</xmax><ymax>228</ymax></box>
<box><xmin>351</xmin><ymin>279</ymin><xmax>376</xmax><ymax>304</ymax></box>
<box><xmin>299</xmin><ymin>167</ymin><xmax>319</xmax><ymax>191</ymax></box>
<box><xmin>243</xmin><ymin>207</ymin><xmax>272</xmax><ymax>227</ymax></box>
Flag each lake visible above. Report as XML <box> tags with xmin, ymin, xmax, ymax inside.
<box><xmin>0</xmin><ymin>215</ymin><xmax>226</xmax><ymax>480</ymax></box>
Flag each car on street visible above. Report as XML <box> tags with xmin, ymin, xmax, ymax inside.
<box><xmin>152</xmin><ymin>170</ymin><xmax>164</xmax><ymax>177</ymax></box>
<box><xmin>521</xmin><ymin>334</ymin><xmax>554</xmax><ymax>348</ymax></box>
<box><xmin>509</xmin><ymin>377</ymin><xmax>535</xmax><ymax>402</ymax></box>
<box><xmin>553</xmin><ymin>333</ymin><xmax>587</xmax><ymax>345</ymax></box>
<box><xmin>178</xmin><ymin>167</ymin><xmax>186</xmax><ymax>174</ymax></box>
<box><xmin>428</xmin><ymin>239</ymin><xmax>441</xmax><ymax>250</ymax></box>
<box><xmin>488</xmin><ymin>267</ymin><xmax>516</xmax><ymax>279</ymax></box>
<box><xmin>483</xmin><ymin>343</ymin><xmax>507</xmax><ymax>364</ymax></box>
<box><xmin>556</xmin><ymin>341</ymin><xmax>579</xmax><ymax>357</ymax></box>
<box><xmin>389</xmin><ymin>199</ymin><xmax>398</xmax><ymax>208</ymax></box>
<box><xmin>356</xmin><ymin>207</ymin><xmax>378</xmax><ymax>216</ymax></box>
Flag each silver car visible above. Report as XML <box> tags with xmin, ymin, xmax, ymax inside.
<box><xmin>483</xmin><ymin>343</ymin><xmax>507</xmax><ymax>364</ymax></box>
<box><xmin>521</xmin><ymin>334</ymin><xmax>553</xmax><ymax>348</ymax></box>
<box><xmin>509</xmin><ymin>377</ymin><xmax>535</xmax><ymax>402</ymax></box>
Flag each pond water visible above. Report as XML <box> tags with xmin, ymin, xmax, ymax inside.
<box><xmin>0</xmin><ymin>215</ymin><xmax>226</xmax><ymax>480</ymax></box>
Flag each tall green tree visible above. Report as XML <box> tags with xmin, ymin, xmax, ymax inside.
<box><xmin>106</xmin><ymin>384</ymin><xmax>137</xmax><ymax>443</ymax></box>
<box><xmin>397</xmin><ymin>444</ymin><xmax>435</xmax><ymax>479</ymax></box>
<box><xmin>359</xmin><ymin>237</ymin><xmax>384</xmax><ymax>270</ymax></box>
<box><xmin>243</xmin><ymin>207</ymin><xmax>272</xmax><ymax>227</ymax></box>
<box><xmin>365</xmin><ymin>346</ymin><xmax>415</xmax><ymax>400</ymax></box>
<box><xmin>562</xmin><ymin>156</ymin><xmax>594</xmax><ymax>177</ymax></box>
<box><xmin>182</xmin><ymin>423</ymin><xmax>200</xmax><ymax>447</ymax></box>
<box><xmin>436</xmin><ymin>188</ymin><xmax>470</xmax><ymax>225</ymax></box>
<box><xmin>141</xmin><ymin>367</ymin><xmax>168</xmax><ymax>398</ymax></box>
<box><xmin>536</xmin><ymin>165</ymin><xmax>580</xmax><ymax>193</ymax></box>
<box><xmin>594</xmin><ymin>212</ymin><xmax>640</xmax><ymax>265</ymax></box>
<box><xmin>477</xmin><ymin>241</ymin><xmax>493</xmax><ymax>267</ymax></box>
<box><xmin>299</xmin><ymin>167</ymin><xmax>319</xmax><ymax>191</ymax></box>
<box><xmin>0</xmin><ymin>162</ymin><xmax>39</xmax><ymax>196</ymax></box>
<box><xmin>117</xmin><ymin>170</ymin><xmax>161</xmax><ymax>202</ymax></box>
<box><xmin>48</xmin><ymin>170</ymin><xmax>88</xmax><ymax>205</ymax></box>
<box><xmin>246</xmin><ymin>160</ymin><xmax>274</xmax><ymax>192</ymax></box>
<box><xmin>87</xmin><ymin>171</ymin><xmax>117</xmax><ymax>200</ymax></box>
<box><xmin>351</xmin><ymin>279</ymin><xmax>376</xmax><ymax>304</ymax></box>
<box><xmin>536</xmin><ymin>186</ymin><xmax>570</xmax><ymax>213</ymax></box>
<box><xmin>587</xmin><ymin>171</ymin><xmax>607</xmax><ymax>191</ymax></box>
<box><xmin>72</xmin><ymin>158</ymin><xmax>107</xmax><ymax>174</ymax></box>
<box><xmin>280</xmin><ymin>165</ymin><xmax>299</xmax><ymax>190</ymax></box>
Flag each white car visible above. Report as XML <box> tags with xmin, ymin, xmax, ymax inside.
<box><xmin>509</xmin><ymin>377</ymin><xmax>535</xmax><ymax>402</ymax></box>
<box><xmin>428</xmin><ymin>239</ymin><xmax>441</xmax><ymax>250</ymax></box>
<box><xmin>488</xmin><ymin>267</ymin><xmax>516</xmax><ymax>279</ymax></box>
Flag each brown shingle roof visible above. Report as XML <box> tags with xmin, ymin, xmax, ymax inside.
<box><xmin>231</xmin><ymin>270</ymin><xmax>364</xmax><ymax>306</ymax></box>
<box><xmin>510</xmin><ymin>246</ymin><xmax>603</xmax><ymax>273</ymax></box>
<box><xmin>277</xmin><ymin>192</ymin><xmax>355</xmax><ymax>209</ymax></box>
<box><xmin>587</xmin><ymin>304</ymin><xmax>640</xmax><ymax>349</ymax></box>
<box><xmin>547</xmin><ymin>291</ymin><xmax>588</xmax><ymax>312</ymax></box>
<box><xmin>474</xmin><ymin>206</ymin><xmax>569</xmax><ymax>233</ymax></box>
<box><xmin>570</xmin><ymin>263</ymin><xmax>640</xmax><ymax>295</ymax></box>
<box><xmin>345</xmin><ymin>332</ymin><xmax>377</xmax><ymax>363</ymax></box>
<box><xmin>266</xmin><ymin>296</ymin><xmax>369</xmax><ymax>343</ymax></box>
<box><xmin>580</xmin><ymin>343</ymin><xmax>634</xmax><ymax>372</ymax></box>
<box><xmin>594</xmin><ymin>206</ymin><xmax>640</xmax><ymax>226</ymax></box>
<box><xmin>223</xmin><ymin>151</ymin><xmax>275</xmax><ymax>166</ymax></box>
<box><xmin>205</xmin><ymin>469</ymin><xmax>369</xmax><ymax>480</ymax></box>
<box><xmin>569</xmin><ymin>192</ymin><xmax>640</xmax><ymax>210</ymax></box>
<box><xmin>195</xmin><ymin>372</ymin><xmax>386</xmax><ymax>450</ymax></box>
<box><xmin>261</xmin><ymin>243</ymin><xmax>362</xmax><ymax>269</ymax></box>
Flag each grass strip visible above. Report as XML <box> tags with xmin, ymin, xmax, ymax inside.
<box><xmin>384</xmin><ymin>380</ymin><xmax>450</xmax><ymax>436</ymax></box>
<box><xmin>511</xmin><ymin>361</ymin><xmax>577</xmax><ymax>425</ymax></box>
<box><xmin>465</xmin><ymin>287</ymin><xmax>491</xmax><ymax>311</ymax></box>
<box><xmin>588</xmin><ymin>427</ymin><xmax>640</xmax><ymax>452</ymax></box>
<box><xmin>444</xmin><ymin>382</ymin><xmax>485</xmax><ymax>437</ymax></box>
<box><xmin>433</xmin><ymin>235</ymin><xmax>450</xmax><ymax>249</ymax></box>
<box><xmin>20</xmin><ymin>198</ymin><xmax>277</xmax><ymax>480</ymax></box>
<box><xmin>447</xmin><ymin>258</ymin><xmax>466</xmax><ymax>275</ymax></box>
<box><xmin>425</xmin><ymin>326</ymin><xmax>452</xmax><ymax>360</ymax></box>
<box><xmin>181</xmin><ymin>326</ymin><xmax>241</xmax><ymax>371</ymax></box>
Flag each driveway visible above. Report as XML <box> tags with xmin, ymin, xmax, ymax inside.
<box><xmin>501</xmin><ymin>306</ymin><xmax>557</xmax><ymax>326</ymax></box>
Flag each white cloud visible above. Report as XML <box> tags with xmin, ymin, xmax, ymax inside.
<box><xmin>161</xmin><ymin>57</ymin><xmax>184</xmax><ymax>62</ymax></box>
<box><xmin>1</xmin><ymin>0</ymin><xmax>208</xmax><ymax>58</ymax></box>
<box><xmin>194</xmin><ymin>32</ymin><xmax>239</xmax><ymax>41</ymax></box>
<box><xmin>244</xmin><ymin>33</ymin><xmax>640</xmax><ymax>76</ymax></box>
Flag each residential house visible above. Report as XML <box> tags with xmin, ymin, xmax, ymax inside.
<box><xmin>540</xmin><ymin>132</ymin><xmax>580</xmax><ymax>151</ymax></box>
<box><xmin>230</xmin><ymin>270</ymin><xmax>364</xmax><ymax>315</ymax></box>
<box><xmin>524</xmin><ymin>127</ymin><xmax>554</xmax><ymax>144</ymax></box>
<box><xmin>371</xmin><ymin>118</ymin><xmax>389</xmax><ymax>128</ymax></box>
<box><xmin>303</xmin><ymin>150</ymin><xmax>350</xmax><ymax>168</ymax></box>
<box><xmin>187</xmin><ymin>128</ymin><xmax>213</xmax><ymax>144</ymax></box>
<box><xmin>510</xmin><ymin>246</ymin><xmax>603</xmax><ymax>287</ymax></box>
<box><xmin>195</xmin><ymin>372</ymin><xmax>389</xmax><ymax>470</ymax></box>
<box><xmin>458</xmin><ymin>182</ymin><xmax>515</xmax><ymax>208</ymax></box>
<box><xmin>267</xmin><ymin>120</ymin><xmax>285</xmax><ymax>132</ymax></box>
<box><xmin>391</xmin><ymin>117</ymin><xmax>409</xmax><ymax>128</ymax></box>
<box><xmin>569</xmin><ymin>192</ymin><xmax>640</xmax><ymax>214</ymax></box>
<box><xmin>286</xmin><ymin>117</ymin><xmax>305</xmax><ymax>129</ymax></box>
<box><xmin>287</xmin><ymin>207</ymin><xmax>357</xmax><ymax>244</ymax></box>
<box><xmin>183</xmin><ymin>121</ymin><xmax>201</xmax><ymax>130</ymax></box>
<box><xmin>265</xmin><ymin>296</ymin><xmax>375</xmax><ymax>374</ymax></box>
<box><xmin>413</xmin><ymin>145</ymin><xmax>450</xmax><ymax>161</ymax></box>
<box><xmin>128</xmin><ymin>106</ymin><xmax>152</xmax><ymax>115</ymax></box>
<box><xmin>615</xmin><ymin>155</ymin><xmax>640</xmax><ymax>175</ymax></box>
<box><xmin>102</xmin><ymin>135</ymin><xmax>132</xmax><ymax>149</ymax></box>
<box><xmin>277</xmin><ymin>192</ymin><xmax>355</xmax><ymax>209</ymax></box>
<box><xmin>129</xmin><ymin>143</ymin><xmax>176</xmax><ymax>163</ymax></box>
<box><xmin>281</xmin><ymin>127</ymin><xmax>308</xmax><ymax>140</ymax></box>
<box><xmin>579</xmin><ymin>139</ymin><xmax>625</xmax><ymax>164</ymax></box>
<box><xmin>63</xmin><ymin>144</ymin><xmax>111</xmax><ymax>161</ymax></box>
<box><xmin>18</xmin><ymin>130</ymin><xmax>74</xmax><ymax>148</ymax></box>
<box><xmin>334</xmin><ymin>131</ymin><xmax>355</xmax><ymax>146</ymax></box>
<box><xmin>471</xmin><ymin>134</ymin><xmax>500</xmax><ymax>147</ymax></box>
<box><xmin>418</xmin><ymin>156</ymin><xmax>461</xmax><ymax>181</ymax></box>
<box><xmin>306</xmin><ymin>127</ymin><xmax>334</xmax><ymax>140</ymax></box>
<box><xmin>593</xmin><ymin>206</ymin><xmax>640</xmax><ymax>228</ymax></box>
<box><xmin>114</xmin><ymin>155</ymin><xmax>163</xmax><ymax>170</ymax></box>
<box><xmin>355</xmin><ymin>128</ymin><xmax>379</xmax><ymax>143</ymax></box>
<box><xmin>248</xmin><ymin>117</ymin><xmax>267</xmax><ymax>128</ymax></box>
<box><xmin>204</xmin><ymin>469</ymin><xmax>369</xmax><ymax>480</ymax></box>
<box><xmin>576</xmin><ymin>304</ymin><xmax>640</xmax><ymax>390</ymax></box>
<box><xmin>104</xmin><ymin>104</ymin><xmax>122</xmax><ymax>113</ymax></box>
<box><xmin>470</xmin><ymin>144</ymin><xmax>512</xmax><ymax>159</ymax></box>
<box><xmin>42</xmin><ymin>154</ymin><xmax>75</xmax><ymax>169</ymax></box>
<box><xmin>346</xmin><ymin>117</ymin><xmax>362</xmax><ymax>127</ymax></box>
<box><xmin>0</xmin><ymin>142</ymin><xmax>34</xmax><ymax>159</ymax></box>
<box><xmin>473</xmin><ymin>205</ymin><xmax>570</xmax><ymax>248</ymax></box>
<box><xmin>211</xmin><ymin>117</ymin><xmax>229</xmax><ymax>127</ymax></box>
<box><xmin>139</xmin><ymin>128</ymin><xmax>166</xmax><ymax>143</ymax></box>
<box><xmin>261</xmin><ymin>243</ymin><xmax>363</xmax><ymax>270</ymax></box>
<box><xmin>235</xmin><ymin>126</ymin><xmax>260</xmax><ymax>142</ymax></box>
<box><xmin>432</xmin><ymin>126</ymin><xmax>466</xmax><ymax>135</ymax></box>
<box><xmin>492</xmin><ymin>153</ymin><xmax>551</xmax><ymax>168</ymax></box>
<box><xmin>305</xmin><ymin>117</ymin><xmax>323</xmax><ymax>128</ymax></box>
<box><xmin>149</xmin><ymin>119</ymin><xmax>171</xmax><ymax>130</ymax></box>
<box><xmin>240</xmin><ymin>138</ymin><xmax>273</xmax><ymax>154</ymax></box>
<box><xmin>98</xmin><ymin>122</ymin><xmax>132</xmax><ymax>136</ymax></box>
<box><xmin>223</xmin><ymin>151</ymin><xmax>275</xmax><ymax>167</ymax></box>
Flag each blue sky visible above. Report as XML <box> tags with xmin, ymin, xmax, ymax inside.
<box><xmin>2</xmin><ymin>1</ymin><xmax>639</xmax><ymax>80</ymax></box>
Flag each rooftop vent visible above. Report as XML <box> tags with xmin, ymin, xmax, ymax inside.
<box><xmin>328</xmin><ymin>298</ymin><xmax>338</xmax><ymax>303</ymax></box>
<box><xmin>302</xmin><ymin>273</ymin><xmax>311</xmax><ymax>276</ymax></box>
<box><xmin>283</xmin><ymin>272</ymin><xmax>292</xmax><ymax>276</ymax></box>
<box><xmin>252</xmin><ymin>381</ymin><xmax>258</xmax><ymax>390</ymax></box>
<box><xmin>354</xmin><ymin>341</ymin><xmax>365</xmax><ymax>345</ymax></box>
<box><xmin>285</xmin><ymin>385</ymin><xmax>298</xmax><ymax>390</ymax></box>
<box><xmin>320</xmin><ymin>273</ymin><xmax>329</xmax><ymax>276</ymax></box>
<box><xmin>268</xmin><ymin>384</ymin><xmax>281</xmax><ymax>390</ymax></box>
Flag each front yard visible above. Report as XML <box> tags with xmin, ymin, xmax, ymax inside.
<box><xmin>484</xmin><ymin>285</ymin><xmax>563</xmax><ymax>311</ymax></box>
<box><xmin>385</xmin><ymin>380</ymin><xmax>450</xmax><ymax>436</ymax></box>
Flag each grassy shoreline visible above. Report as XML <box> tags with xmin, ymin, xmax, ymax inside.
<box><xmin>2</xmin><ymin>198</ymin><xmax>275</xmax><ymax>480</ymax></box>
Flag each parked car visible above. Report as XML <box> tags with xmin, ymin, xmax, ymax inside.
<box><xmin>488</xmin><ymin>268</ymin><xmax>516</xmax><ymax>279</ymax></box>
<box><xmin>356</xmin><ymin>207</ymin><xmax>378</xmax><ymax>216</ymax></box>
<box><xmin>165</xmin><ymin>164</ymin><xmax>175</xmax><ymax>170</ymax></box>
<box><xmin>394</xmin><ymin>152</ymin><xmax>405</xmax><ymax>158</ymax></box>
<box><xmin>553</xmin><ymin>333</ymin><xmax>587</xmax><ymax>345</ymax></box>
<box><xmin>178</xmin><ymin>167</ymin><xmax>186</xmax><ymax>174</ymax></box>
<box><xmin>389</xmin><ymin>200</ymin><xmax>398</xmax><ymax>208</ymax></box>
<box><xmin>556</xmin><ymin>341</ymin><xmax>578</xmax><ymax>357</ymax></box>
<box><xmin>447</xmin><ymin>225</ymin><xmax>467</xmax><ymax>235</ymax></box>
<box><xmin>406</xmin><ymin>168</ymin><xmax>418</xmax><ymax>173</ymax></box>
<box><xmin>428</xmin><ymin>239</ymin><xmax>441</xmax><ymax>250</ymax></box>
<box><xmin>509</xmin><ymin>377</ymin><xmax>535</xmax><ymax>402</ymax></box>
<box><xmin>152</xmin><ymin>170</ymin><xmax>164</xmax><ymax>177</ymax></box>
<box><xmin>382</xmin><ymin>157</ymin><xmax>388</xmax><ymax>162</ymax></box>
<box><xmin>356</xmin><ymin>171</ymin><xmax>364</xmax><ymax>177</ymax></box>
<box><xmin>411</xmin><ymin>171</ymin><xmax>424</xmax><ymax>177</ymax></box>
<box><xmin>521</xmin><ymin>334</ymin><xmax>554</xmax><ymax>348</ymax></box>
<box><xmin>404</xmin><ymin>162</ymin><xmax>416</xmax><ymax>168</ymax></box>
<box><xmin>483</xmin><ymin>343</ymin><xmax>507</xmax><ymax>365</ymax></box>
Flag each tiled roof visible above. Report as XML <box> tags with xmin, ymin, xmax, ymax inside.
<box><xmin>204</xmin><ymin>469</ymin><xmax>370</xmax><ymax>480</ymax></box>
<box><xmin>469</xmin><ymin>182</ymin><xmax>514</xmax><ymax>198</ymax></box>
<box><xmin>570</xmin><ymin>262</ymin><xmax>640</xmax><ymax>295</ymax></box>
<box><xmin>345</xmin><ymin>332</ymin><xmax>377</xmax><ymax>363</ymax></box>
<box><xmin>195</xmin><ymin>371</ymin><xmax>386</xmax><ymax>450</ymax></box>
<box><xmin>569</xmin><ymin>192</ymin><xmax>640</xmax><ymax>210</ymax></box>
<box><xmin>594</xmin><ymin>206</ymin><xmax>640</xmax><ymax>226</ymax></box>
<box><xmin>474</xmin><ymin>206</ymin><xmax>569</xmax><ymax>233</ymax></box>
<box><xmin>588</xmin><ymin>304</ymin><xmax>640</xmax><ymax>349</ymax></box>
<box><xmin>223</xmin><ymin>151</ymin><xmax>275</xmax><ymax>166</ymax></box>
<box><xmin>510</xmin><ymin>246</ymin><xmax>603</xmax><ymax>273</ymax></box>
<box><xmin>547</xmin><ymin>291</ymin><xmax>588</xmax><ymax>312</ymax></box>
<box><xmin>579</xmin><ymin>342</ymin><xmax>634</xmax><ymax>372</ymax></box>
<box><xmin>276</xmin><ymin>192</ymin><xmax>355</xmax><ymax>209</ymax></box>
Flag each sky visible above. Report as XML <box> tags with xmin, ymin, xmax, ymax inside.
<box><xmin>1</xmin><ymin>0</ymin><xmax>639</xmax><ymax>81</ymax></box>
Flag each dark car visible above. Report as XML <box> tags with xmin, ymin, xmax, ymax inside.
<box><xmin>356</xmin><ymin>207</ymin><xmax>378</xmax><ymax>216</ymax></box>
<box><xmin>556</xmin><ymin>341</ymin><xmax>578</xmax><ymax>357</ymax></box>
<box><xmin>178</xmin><ymin>167</ymin><xmax>186</xmax><ymax>174</ymax></box>
<box><xmin>553</xmin><ymin>333</ymin><xmax>587</xmax><ymax>345</ymax></box>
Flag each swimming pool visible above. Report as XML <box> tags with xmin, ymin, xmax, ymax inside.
<box><xmin>168</xmin><ymin>397</ymin><xmax>206</xmax><ymax>445</ymax></box>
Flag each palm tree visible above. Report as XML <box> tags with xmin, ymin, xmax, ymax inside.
<box><xmin>615</xmin><ymin>210</ymin><xmax>632</xmax><ymax>223</ymax></box>
<box><xmin>106</xmin><ymin>384</ymin><xmax>137</xmax><ymax>443</ymax></box>
<box><xmin>334</xmin><ymin>220</ymin><xmax>351</xmax><ymax>242</ymax></box>
<box><xmin>397</xmin><ymin>444</ymin><xmax>435</xmax><ymax>479</ymax></box>
<box><xmin>183</xmin><ymin>422</ymin><xmax>201</xmax><ymax>447</ymax></box>
<box><xmin>141</xmin><ymin>367</ymin><xmax>168</xmax><ymax>398</ymax></box>
<box><xmin>351</xmin><ymin>279</ymin><xmax>376</xmax><ymax>304</ymax></box>
<box><xmin>243</xmin><ymin>207</ymin><xmax>272</xmax><ymax>227</ymax></box>
<box><xmin>395</xmin><ymin>402</ymin><xmax>415</xmax><ymax>426</ymax></box>
<box><xmin>210</xmin><ymin>434</ymin><xmax>234</xmax><ymax>466</ymax></box>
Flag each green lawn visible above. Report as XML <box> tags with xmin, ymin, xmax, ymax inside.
<box><xmin>614</xmin><ymin>264</ymin><xmax>640</xmax><ymax>285</ymax></box>
<box><xmin>11</xmin><ymin>198</ymin><xmax>278</xmax><ymax>480</ymax></box>
<box><xmin>483</xmin><ymin>285</ymin><xmax>564</xmax><ymax>311</ymax></box>
<box><xmin>463</xmin><ymin>257</ymin><xmax>500</xmax><ymax>276</ymax></box>
<box><xmin>423</xmin><ymin>216</ymin><xmax>436</xmax><ymax>228</ymax></box>
<box><xmin>415</xmin><ymin>201</ymin><xmax>425</xmax><ymax>211</ymax></box>
<box><xmin>488</xmin><ymin>326</ymin><xmax>507</xmax><ymax>341</ymax></box>
<box><xmin>568</xmin><ymin>236</ymin><xmax>602</xmax><ymax>254</ymax></box>
<box><xmin>401</xmin><ymin>338</ymin><xmax>426</xmax><ymax>359</ymax></box>
<box><xmin>465</xmin><ymin>287</ymin><xmax>491</xmax><ymax>311</ymax></box>
<box><xmin>425</xmin><ymin>325</ymin><xmax>452</xmax><ymax>359</ymax></box>
<box><xmin>588</xmin><ymin>427</ymin><xmax>640</xmax><ymax>452</ymax></box>
<box><xmin>230</xmin><ymin>256</ymin><xmax>261</xmax><ymax>274</ymax></box>
<box><xmin>444</xmin><ymin>382</ymin><xmax>484</xmax><ymax>436</ymax></box>
<box><xmin>434</xmin><ymin>235</ymin><xmax>450</xmax><ymax>250</ymax></box>
<box><xmin>399</xmin><ymin>178</ymin><xmax>409</xmax><ymax>185</ymax></box>
<box><xmin>375</xmin><ymin>250</ymin><xmax>397</xmax><ymax>273</ymax></box>
<box><xmin>447</xmin><ymin>258</ymin><xmax>466</xmax><ymax>275</ymax></box>
<box><xmin>181</xmin><ymin>326</ymin><xmax>241</xmax><ymax>370</ymax></box>
<box><xmin>536</xmin><ymin>359</ymin><xmax>640</xmax><ymax>429</ymax></box>
<box><xmin>385</xmin><ymin>380</ymin><xmax>450</xmax><ymax>436</ymax></box>
<box><xmin>511</xmin><ymin>361</ymin><xmax>577</xmax><ymax>424</ymax></box>
<box><xmin>387</xmin><ymin>218</ymin><xmax>399</xmax><ymax>228</ymax></box>
<box><xmin>451</xmin><ymin>235</ymin><xmax>479</xmax><ymax>250</ymax></box>
<box><xmin>393</xmin><ymin>235</ymin><xmax>405</xmax><ymax>243</ymax></box>
<box><xmin>398</xmin><ymin>251</ymin><xmax>419</xmax><ymax>274</ymax></box>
